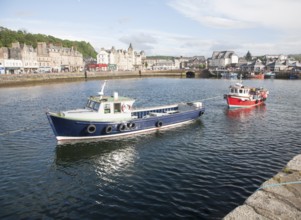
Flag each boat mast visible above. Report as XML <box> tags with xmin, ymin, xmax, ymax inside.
<box><xmin>98</xmin><ymin>80</ymin><xmax>107</xmax><ymax>99</ymax></box>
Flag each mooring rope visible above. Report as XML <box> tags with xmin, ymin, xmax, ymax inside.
<box><xmin>257</xmin><ymin>180</ymin><xmax>301</xmax><ymax>191</ymax></box>
<box><xmin>0</xmin><ymin>123</ymin><xmax>44</xmax><ymax>136</ymax></box>
<box><xmin>200</xmin><ymin>95</ymin><xmax>221</xmax><ymax>101</ymax></box>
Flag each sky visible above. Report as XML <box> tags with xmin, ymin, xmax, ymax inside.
<box><xmin>1</xmin><ymin>0</ymin><xmax>301</xmax><ymax>58</ymax></box>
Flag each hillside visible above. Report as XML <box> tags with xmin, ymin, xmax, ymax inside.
<box><xmin>0</xmin><ymin>26</ymin><xmax>97</xmax><ymax>58</ymax></box>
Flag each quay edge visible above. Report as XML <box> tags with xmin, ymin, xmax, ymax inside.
<box><xmin>224</xmin><ymin>154</ymin><xmax>301</xmax><ymax>219</ymax></box>
<box><xmin>0</xmin><ymin>70</ymin><xmax>185</xmax><ymax>87</ymax></box>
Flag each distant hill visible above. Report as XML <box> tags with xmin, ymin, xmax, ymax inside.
<box><xmin>289</xmin><ymin>54</ymin><xmax>301</xmax><ymax>61</ymax></box>
<box><xmin>0</xmin><ymin>26</ymin><xmax>97</xmax><ymax>58</ymax></box>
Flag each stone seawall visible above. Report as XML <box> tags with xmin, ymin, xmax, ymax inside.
<box><xmin>0</xmin><ymin>70</ymin><xmax>184</xmax><ymax>87</ymax></box>
<box><xmin>224</xmin><ymin>154</ymin><xmax>301</xmax><ymax>219</ymax></box>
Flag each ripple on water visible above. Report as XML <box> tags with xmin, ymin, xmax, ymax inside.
<box><xmin>0</xmin><ymin>78</ymin><xmax>301</xmax><ymax>219</ymax></box>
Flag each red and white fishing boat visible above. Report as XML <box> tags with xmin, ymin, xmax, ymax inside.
<box><xmin>224</xmin><ymin>80</ymin><xmax>269</xmax><ymax>108</ymax></box>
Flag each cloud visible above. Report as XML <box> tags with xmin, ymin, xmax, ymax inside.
<box><xmin>14</xmin><ymin>11</ymin><xmax>35</xmax><ymax>18</ymax></box>
<box><xmin>119</xmin><ymin>32</ymin><xmax>158</xmax><ymax>51</ymax></box>
<box><xmin>117</xmin><ymin>16</ymin><xmax>131</xmax><ymax>25</ymax></box>
<box><xmin>167</xmin><ymin>0</ymin><xmax>252</xmax><ymax>29</ymax></box>
<box><xmin>168</xmin><ymin>0</ymin><xmax>301</xmax><ymax>30</ymax></box>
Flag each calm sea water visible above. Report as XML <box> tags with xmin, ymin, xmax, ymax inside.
<box><xmin>0</xmin><ymin>77</ymin><xmax>300</xmax><ymax>219</ymax></box>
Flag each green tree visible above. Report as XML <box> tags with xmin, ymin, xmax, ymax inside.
<box><xmin>0</xmin><ymin>26</ymin><xmax>97</xmax><ymax>58</ymax></box>
<box><xmin>245</xmin><ymin>51</ymin><xmax>252</xmax><ymax>61</ymax></box>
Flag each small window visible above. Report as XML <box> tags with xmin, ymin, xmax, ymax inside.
<box><xmin>114</xmin><ymin>103</ymin><xmax>121</xmax><ymax>113</ymax></box>
<box><xmin>239</xmin><ymin>89</ymin><xmax>243</xmax><ymax>93</ymax></box>
<box><xmin>86</xmin><ymin>100</ymin><xmax>92</xmax><ymax>108</ymax></box>
<box><xmin>89</xmin><ymin>101</ymin><xmax>94</xmax><ymax>109</ymax></box>
<box><xmin>104</xmin><ymin>104</ymin><xmax>111</xmax><ymax>114</ymax></box>
<box><xmin>93</xmin><ymin>102</ymin><xmax>100</xmax><ymax>111</ymax></box>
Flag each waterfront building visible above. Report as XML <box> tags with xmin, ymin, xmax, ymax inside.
<box><xmin>96</xmin><ymin>43</ymin><xmax>145</xmax><ymax>71</ymax></box>
<box><xmin>265</xmin><ymin>54</ymin><xmax>288</xmax><ymax>61</ymax></box>
<box><xmin>15</xmin><ymin>43</ymin><xmax>39</xmax><ymax>73</ymax></box>
<box><xmin>240</xmin><ymin>59</ymin><xmax>265</xmax><ymax>72</ymax></box>
<box><xmin>37</xmin><ymin>42</ymin><xmax>84</xmax><ymax>72</ymax></box>
<box><xmin>144</xmin><ymin>57</ymin><xmax>180</xmax><ymax>70</ymax></box>
<box><xmin>0</xmin><ymin>47</ymin><xmax>9</xmax><ymax>73</ymax></box>
<box><xmin>0</xmin><ymin>43</ymin><xmax>30</xmax><ymax>74</ymax></box>
<box><xmin>0</xmin><ymin>63</ymin><xmax>4</xmax><ymax>74</ymax></box>
<box><xmin>266</xmin><ymin>60</ymin><xmax>287</xmax><ymax>72</ymax></box>
<box><xmin>0</xmin><ymin>42</ymin><xmax>83</xmax><ymax>74</ymax></box>
<box><xmin>2</xmin><ymin>59</ymin><xmax>23</xmax><ymax>74</ymax></box>
<box><xmin>211</xmin><ymin>51</ymin><xmax>239</xmax><ymax>68</ymax></box>
<box><xmin>186</xmin><ymin>56</ymin><xmax>206</xmax><ymax>69</ymax></box>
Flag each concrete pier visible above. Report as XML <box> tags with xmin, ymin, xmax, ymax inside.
<box><xmin>224</xmin><ymin>154</ymin><xmax>301</xmax><ymax>219</ymax></box>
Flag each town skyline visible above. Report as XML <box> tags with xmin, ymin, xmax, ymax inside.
<box><xmin>1</xmin><ymin>0</ymin><xmax>301</xmax><ymax>57</ymax></box>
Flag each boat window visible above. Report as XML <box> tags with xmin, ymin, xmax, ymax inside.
<box><xmin>114</xmin><ymin>103</ymin><xmax>121</xmax><ymax>113</ymax></box>
<box><xmin>239</xmin><ymin>89</ymin><xmax>243</xmax><ymax>93</ymax></box>
<box><xmin>93</xmin><ymin>102</ymin><xmax>100</xmax><ymax>111</ymax></box>
<box><xmin>104</xmin><ymin>103</ymin><xmax>111</xmax><ymax>114</ymax></box>
<box><xmin>89</xmin><ymin>101</ymin><xmax>94</xmax><ymax>109</ymax></box>
<box><xmin>231</xmin><ymin>88</ymin><xmax>234</xmax><ymax>93</ymax></box>
<box><xmin>86</xmin><ymin>100</ymin><xmax>91</xmax><ymax>108</ymax></box>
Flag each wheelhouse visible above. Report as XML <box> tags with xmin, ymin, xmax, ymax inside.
<box><xmin>229</xmin><ymin>84</ymin><xmax>250</xmax><ymax>97</ymax></box>
<box><xmin>86</xmin><ymin>94</ymin><xmax>135</xmax><ymax>116</ymax></box>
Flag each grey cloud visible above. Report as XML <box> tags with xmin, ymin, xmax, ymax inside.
<box><xmin>119</xmin><ymin>33</ymin><xmax>157</xmax><ymax>51</ymax></box>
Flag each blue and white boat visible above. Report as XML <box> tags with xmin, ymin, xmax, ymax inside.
<box><xmin>46</xmin><ymin>81</ymin><xmax>205</xmax><ymax>141</ymax></box>
<box><xmin>220</xmin><ymin>72</ymin><xmax>238</xmax><ymax>79</ymax></box>
<box><xmin>264</xmin><ymin>71</ymin><xmax>276</xmax><ymax>78</ymax></box>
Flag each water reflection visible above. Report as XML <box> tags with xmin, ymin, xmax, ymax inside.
<box><xmin>55</xmin><ymin>138</ymin><xmax>139</xmax><ymax>185</ymax></box>
<box><xmin>225</xmin><ymin>104</ymin><xmax>266</xmax><ymax>119</ymax></box>
<box><xmin>55</xmin><ymin>139</ymin><xmax>137</xmax><ymax>163</ymax></box>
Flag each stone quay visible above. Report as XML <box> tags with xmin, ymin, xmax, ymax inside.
<box><xmin>224</xmin><ymin>154</ymin><xmax>301</xmax><ymax>219</ymax></box>
<box><xmin>0</xmin><ymin>70</ymin><xmax>184</xmax><ymax>87</ymax></box>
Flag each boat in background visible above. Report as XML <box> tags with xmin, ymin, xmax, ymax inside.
<box><xmin>221</xmin><ymin>72</ymin><xmax>238</xmax><ymax>79</ymax></box>
<box><xmin>224</xmin><ymin>79</ymin><xmax>269</xmax><ymax>108</ymax></box>
<box><xmin>264</xmin><ymin>71</ymin><xmax>276</xmax><ymax>79</ymax></box>
<box><xmin>289</xmin><ymin>73</ymin><xmax>299</xmax><ymax>79</ymax></box>
<box><xmin>249</xmin><ymin>72</ymin><xmax>264</xmax><ymax>79</ymax></box>
<box><xmin>46</xmin><ymin>81</ymin><xmax>205</xmax><ymax>141</ymax></box>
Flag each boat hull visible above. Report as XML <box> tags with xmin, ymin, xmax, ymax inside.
<box><xmin>225</xmin><ymin>95</ymin><xmax>265</xmax><ymax>108</ymax></box>
<box><xmin>46</xmin><ymin>108</ymin><xmax>205</xmax><ymax>141</ymax></box>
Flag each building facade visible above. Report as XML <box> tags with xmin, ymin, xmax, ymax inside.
<box><xmin>97</xmin><ymin>44</ymin><xmax>145</xmax><ymax>71</ymax></box>
<box><xmin>143</xmin><ymin>57</ymin><xmax>181</xmax><ymax>70</ymax></box>
<box><xmin>0</xmin><ymin>42</ymin><xmax>84</xmax><ymax>74</ymax></box>
<box><xmin>211</xmin><ymin>51</ymin><xmax>239</xmax><ymax>68</ymax></box>
<box><xmin>37</xmin><ymin>42</ymin><xmax>84</xmax><ymax>72</ymax></box>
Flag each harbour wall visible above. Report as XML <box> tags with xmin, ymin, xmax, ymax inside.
<box><xmin>0</xmin><ymin>70</ymin><xmax>185</xmax><ymax>87</ymax></box>
<box><xmin>224</xmin><ymin>154</ymin><xmax>301</xmax><ymax>219</ymax></box>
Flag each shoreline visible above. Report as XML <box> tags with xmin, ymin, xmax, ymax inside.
<box><xmin>224</xmin><ymin>154</ymin><xmax>301</xmax><ymax>219</ymax></box>
<box><xmin>0</xmin><ymin>69</ymin><xmax>299</xmax><ymax>87</ymax></box>
<box><xmin>0</xmin><ymin>70</ymin><xmax>185</xmax><ymax>87</ymax></box>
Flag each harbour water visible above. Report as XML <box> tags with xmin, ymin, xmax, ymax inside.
<box><xmin>0</xmin><ymin>78</ymin><xmax>300</xmax><ymax>219</ymax></box>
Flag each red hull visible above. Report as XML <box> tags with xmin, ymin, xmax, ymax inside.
<box><xmin>225</xmin><ymin>95</ymin><xmax>265</xmax><ymax>108</ymax></box>
<box><xmin>250</xmin><ymin>74</ymin><xmax>264</xmax><ymax>79</ymax></box>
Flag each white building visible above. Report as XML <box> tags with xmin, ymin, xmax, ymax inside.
<box><xmin>211</xmin><ymin>51</ymin><xmax>238</xmax><ymax>68</ymax></box>
<box><xmin>144</xmin><ymin>57</ymin><xmax>181</xmax><ymax>70</ymax></box>
<box><xmin>265</xmin><ymin>54</ymin><xmax>288</xmax><ymax>61</ymax></box>
<box><xmin>3</xmin><ymin>59</ymin><xmax>23</xmax><ymax>74</ymax></box>
<box><xmin>97</xmin><ymin>44</ymin><xmax>145</xmax><ymax>71</ymax></box>
<box><xmin>20</xmin><ymin>43</ymin><xmax>39</xmax><ymax>73</ymax></box>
